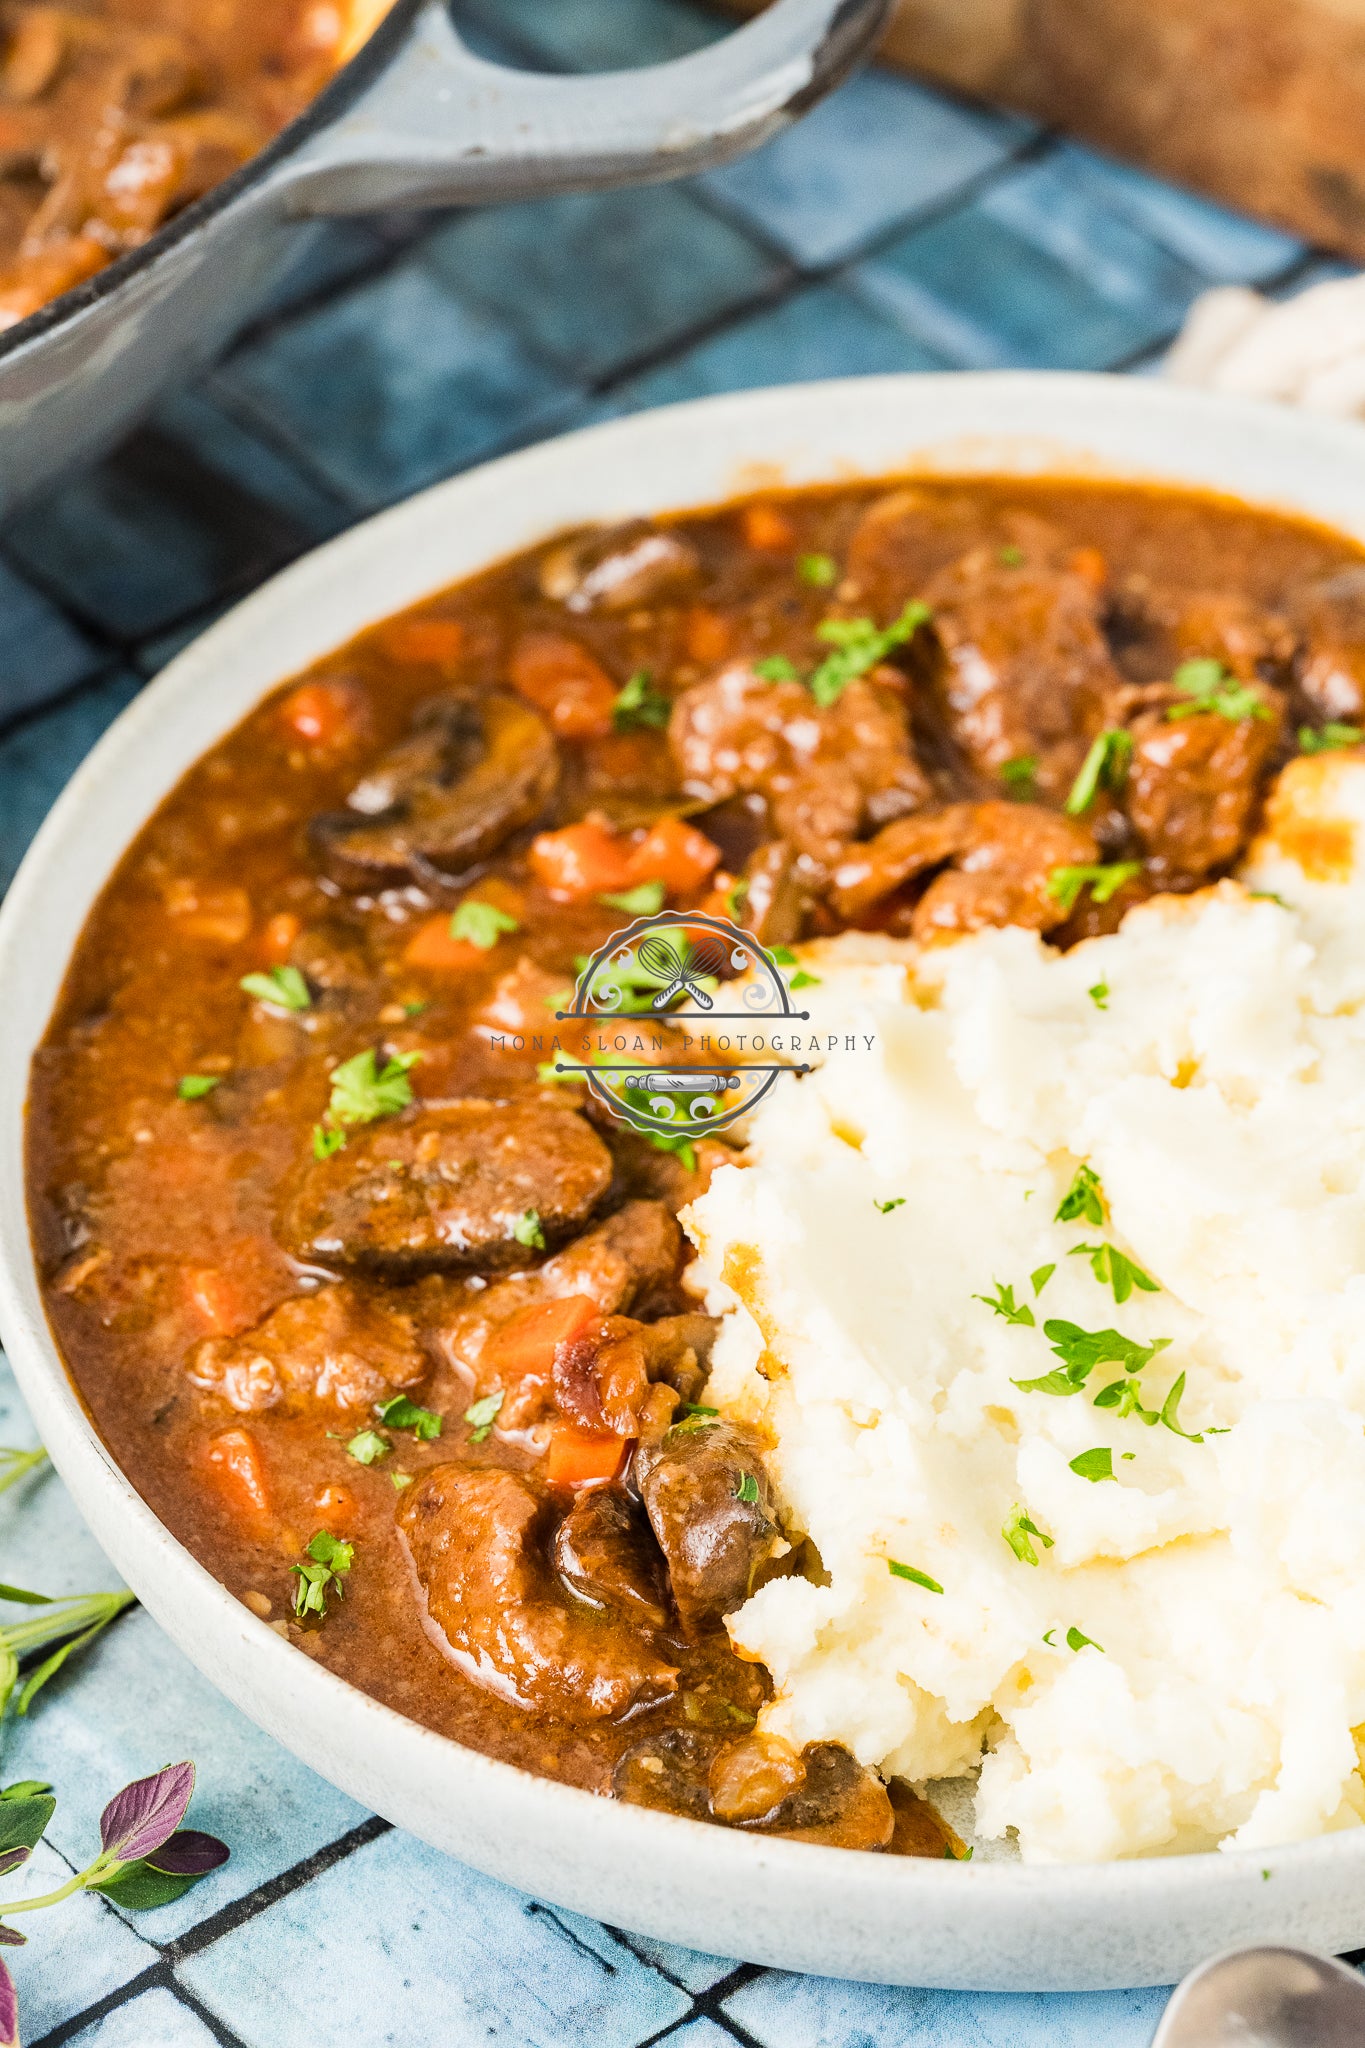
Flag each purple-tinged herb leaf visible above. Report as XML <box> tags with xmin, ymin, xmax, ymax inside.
<box><xmin>99</xmin><ymin>1762</ymin><xmax>194</xmax><ymax>1862</ymax></box>
<box><xmin>0</xmin><ymin>1951</ymin><xmax>16</xmax><ymax>2047</ymax></box>
<box><xmin>0</xmin><ymin>1850</ymin><xmax>28</xmax><ymax>1881</ymax></box>
<box><xmin>145</xmin><ymin>1829</ymin><xmax>229</xmax><ymax>1877</ymax></box>
<box><xmin>0</xmin><ymin>1927</ymin><xmax>24</xmax><ymax>1948</ymax></box>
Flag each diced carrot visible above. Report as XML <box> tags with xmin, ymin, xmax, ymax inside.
<box><xmin>205</xmin><ymin>1429</ymin><xmax>270</xmax><ymax>1518</ymax></box>
<box><xmin>403</xmin><ymin>915</ymin><xmax>488</xmax><ymax>973</ymax></box>
<box><xmin>685</xmin><ymin>606</ymin><xmax>732</xmax><ymax>665</ymax></box>
<box><xmin>375</xmin><ymin>616</ymin><xmax>464</xmax><ymax>668</ymax></box>
<box><xmin>510</xmin><ymin>632</ymin><xmax>617</xmax><ymax>741</ymax></box>
<box><xmin>1068</xmin><ymin>546</ymin><xmax>1108</xmax><ymax>590</ymax></box>
<box><xmin>545</xmin><ymin>1421</ymin><xmax>628</xmax><ymax>1489</ymax></box>
<box><xmin>186</xmin><ymin>1268</ymin><xmax>250</xmax><ymax>1334</ymax></box>
<box><xmin>588</xmin><ymin>732</ymin><xmax>655</xmax><ymax>781</ymax></box>
<box><xmin>278</xmin><ymin>679</ymin><xmax>362</xmax><ymax>749</ymax></box>
<box><xmin>261</xmin><ymin>912</ymin><xmax>301</xmax><ymax>963</ymax></box>
<box><xmin>741</xmin><ymin>503</ymin><xmax>795</xmax><ymax>553</ymax></box>
<box><xmin>164</xmin><ymin>880</ymin><xmax>251</xmax><ymax>946</ymax></box>
<box><xmin>626</xmin><ymin>816</ymin><xmax>721</xmax><ymax>898</ymax></box>
<box><xmin>484</xmin><ymin>1294</ymin><xmax>601</xmax><ymax>1381</ymax></box>
<box><xmin>313</xmin><ymin>1483</ymin><xmax>356</xmax><ymax>1531</ymax></box>
<box><xmin>696</xmin><ymin>870</ymin><xmax>738</xmax><ymax>920</ymax></box>
<box><xmin>529</xmin><ymin>821</ymin><xmax>635</xmax><ymax>903</ymax></box>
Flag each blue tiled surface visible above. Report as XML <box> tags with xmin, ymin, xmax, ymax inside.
<box><xmin>0</xmin><ymin>0</ymin><xmax>1339</xmax><ymax>2041</ymax></box>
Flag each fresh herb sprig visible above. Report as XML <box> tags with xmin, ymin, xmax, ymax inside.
<box><xmin>1065</xmin><ymin>729</ymin><xmax>1132</xmax><ymax>815</ymax></box>
<box><xmin>1167</xmin><ymin>658</ymin><xmax>1269</xmax><ymax>724</ymax></box>
<box><xmin>1068</xmin><ymin>1241</ymin><xmax>1158</xmax><ymax>1305</ymax></box>
<box><xmin>290</xmin><ymin>1531</ymin><xmax>353</xmax><ymax>1621</ymax></box>
<box><xmin>1046</xmin><ymin>863</ymin><xmax>1142</xmax><ymax>915</ymax></box>
<box><xmin>313</xmin><ymin>1046</ymin><xmax>420</xmax><ymax>1158</ymax></box>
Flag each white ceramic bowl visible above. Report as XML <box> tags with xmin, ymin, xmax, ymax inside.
<box><xmin>4</xmin><ymin>373</ymin><xmax>1365</xmax><ymax>1992</ymax></box>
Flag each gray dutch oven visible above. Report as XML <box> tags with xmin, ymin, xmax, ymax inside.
<box><xmin>0</xmin><ymin>0</ymin><xmax>890</xmax><ymax>515</ymax></box>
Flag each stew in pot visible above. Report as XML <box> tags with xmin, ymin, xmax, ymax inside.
<box><xmin>26</xmin><ymin>474</ymin><xmax>1365</xmax><ymax>1852</ymax></box>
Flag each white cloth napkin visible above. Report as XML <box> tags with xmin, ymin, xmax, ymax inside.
<box><xmin>1165</xmin><ymin>273</ymin><xmax>1365</xmax><ymax>416</ymax></box>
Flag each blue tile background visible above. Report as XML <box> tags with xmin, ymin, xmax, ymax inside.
<box><xmin>0</xmin><ymin>0</ymin><xmax>1349</xmax><ymax>2040</ymax></box>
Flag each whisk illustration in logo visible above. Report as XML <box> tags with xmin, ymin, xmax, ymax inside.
<box><xmin>547</xmin><ymin>910</ymin><xmax>813</xmax><ymax>1143</ymax></box>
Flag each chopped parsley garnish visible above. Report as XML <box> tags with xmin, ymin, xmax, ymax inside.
<box><xmin>875</xmin><ymin>1197</ymin><xmax>906</xmax><ymax>1214</ymax></box>
<box><xmin>1065</xmin><ymin>729</ymin><xmax>1132</xmax><ymax>815</ymax></box>
<box><xmin>1003</xmin><ymin>1504</ymin><xmax>1054</xmax><ymax>1566</ymax></box>
<box><xmin>724</xmin><ymin>876</ymin><xmax>749</xmax><ymax>919</ymax></box>
<box><xmin>464</xmin><ymin>1391</ymin><xmax>503</xmax><ymax>1444</ymax></box>
<box><xmin>512</xmin><ymin>1208</ymin><xmax>546</xmax><ymax>1250</ymax></box>
<box><xmin>375</xmin><ymin>1394</ymin><xmax>442</xmax><ymax>1442</ymax></box>
<box><xmin>391</xmin><ymin>1471</ymin><xmax>413</xmax><ymax>1491</ymax></box>
<box><xmin>1013</xmin><ymin>1319</ymin><xmax>1170</xmax><ymax>1398</ymax></box>
<box><xmin>1069</xmin><ymin>1446</ymin><xmax>1114</xmax><ymax>1483</ymax></box>
<box><xmin>974</xmin><ymin>1281</ymin><xmax>1035</xmax><ymax>1328</ymax></box>
<box><xmin>997</xmin><ymin>544</ymin><xmax>1025</xmax><ymax>567</ymax></box>
<box><xmin>888</xmin><ymin>1560</ymin><xmax>944</xmax><ymax>1593</ymax></box>
<box><xmin>790</xmin><ymin>969</ymin><xmax>820</xmax><ymax>990</ymax></box>
<box><xmin>599</xmin><ymin>880</ymin><xmax>667</xmax><ymax>917</ymax></box>
<box><xmin>1042</xmin><ymin>1628</ymin><xmax>1058</xmax><ymax>1646</ymax></box>
<box><xmin>326</xmin><ymin>1047</ymin><xmax>420</xmax><ymax>1130</ymax></box>
<box><xmin>1167</xmin><ymin>657</ymin><xmax>1269</xmax><ymax>724</ymax></box>
<box><xmin>753</xmin><ymin>654</ymin><xmax>800</xmax><ymax>682</ymax></box>
<box><xmin>403</xmin><ymin>1000</ymin><xmax>429</xmax><ymax>1017</ymax></box>
<box><xmin>345</xmin><ymin>1429</ymin><xmax>391</xmax><ymax>1466</ymax></box>
<box><xmin>808</xmin><ymin>599</ymin><xmax>931</xmax><ymax>709</ymax></box>
<box><xmin>291</xmin><ymin>1530</ymin><xmax>353</xmax><ymax>1621</ymax></box>
<box><xmin>1068</xmin><ymin>1241</ymin><xmax>1158</xmax><ymax>1305</ymax></box>
<box><xmin>239</xmin><ymin>965</ymin><xmax>310</xmax><ymax>1012</ymax></box>
<box><xmin>797</xmin><ymin>551</ymin><xmax>838</xmax><ymax>588</ymax></box>
<box><xmin>1299</xmin><ymin>721</ymin><xmax>1363</xmax><ymax>754</ymax></box>
<box><xmin>735</xmin><ymin>1471</ymin><xmax>761</xmax><ymax>1506</ymax></box>
<box><xmin>1092</xmin><ymin>1375</ymin><xmax>1157</xmax><ymax>1424</ymax></box>
<box><xmin>1088</xmin><ymin>982</ymin><xmax>1110</xmax><ymax>1010</ymax></box>
<box><xmin>449</xmin><ymin>900</ymin><xmax>519</xmax><ymax>950</ymax></box>
<box><xmin>1046</xmin><ymin>862</ymin><xmax>1142</xmax><ymax>915</ymax></box>
<box><xmin>1056</xmin><ymin>1164</ymin><xmax>1105</xmax><ymax>1227</ymax></box>
<box><xmin>312</xmin><ymin>1124</ymin><xmax>347</xmax><ymax>1160</ymax></box>
<box><xmin>1066</xmin><ymin>1626</ymin><xmax>1104</xmax><ymax>1653</ymax></box>
<box><xmin>1158</xmin><ymin>1370</ymin><xmax>1205</xmax><ymax>1443</ymax></box>
<box><xmin>682</xmin><ymin>1403</ymin><xmax>719</xmax><ymax>1418</ymax></box>
<box><xmin>1031</xmin><ymin>1263</ymin><xmax>1055</xmax><ymax>1296</ymax></box>
<box><xmin>177</xmin><ymin>1074</ymin><xmax>220</xmax><ymax>1100</ymax></box>
<box><xmin>1000</xmin><ymin>754</ymin><xmax>1038</xmax><ymax>799</ymax></box>
<box><xmin>944</xmin><ymin>1842</ymin><xmax>974</xmax><ymax>1861</ymax></box>
<box><xmin>612</xmin><ymin>669</ymin><xmax>671</xmax><ymax>731</ymax></box>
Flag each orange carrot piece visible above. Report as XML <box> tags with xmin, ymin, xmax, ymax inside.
<box><xmin>403</xmin><ymin>915</ymin><xmax>489</xmax><ymax>972</ymax></box>
<box><xmin>626</xmin><ymin>816</ymin><xmax>721</xmax><ymax>898</ymax></box>
<box><xmin>511</xmin><ymin>631</ymin><xmax>616</xmax><ymax>740</ymax></box>
<box><xmin>278</xmin><ymin>679</ymin><xmax>360</xmax><ymax>748</ymax></box>
<box><xmin>205</xmin><ymin>1429</ymin><xmax>270</xmax><ymax>1517</ymax></box>
<box><xmin>741</xmin><ymin>503</ymin><xmax>795</xmax><ymax>552</ymax></box>
<box><xmin>484</xmin><ymin>1294</ymin><xmax>601</xmax><ymax>1381</ymax></box>
<box><xmin>375</xmin><ymin>616</ymin><xmax>464</xmax><ymax>668</ymax></box>
<box><xmin>261</xmin><ymin>912</ymin><xmax>301</xmax><ymax>963</ymax></box>
<box><xmin>544</xmin><ymin>1421</ymin><xmax>628</xmax><ymax>1489</ymax></box>
<box><xmin>684</xmin><ymin>606</ymin><xmax>732</xmax><ymax>665</ymax></box>
<box><xmin>186</xmin><ymin>1268</ymin><xmax>249</xmax><ymax>1334</ymax></box>
<box><xmin>313</xmin><ymin>1483</ymin><xmax>357</xmax><ymax>1530</ymax></box>
<box><xmin>1068</xmin><ymin>546</ymin><xmax>1108</xmax><ymax>590</ymax></box>
<box><xmin>164</xmin><ymin>880</ymin><xmax>251</xmax><ymax>947</ymax></box>
<box><xmin>529</xmin><ymin>821</ymin><xmax>635</xmax><ymax>902</ymax></box>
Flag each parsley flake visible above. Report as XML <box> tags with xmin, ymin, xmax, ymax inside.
<box><xmin>1068</xmin><ymin>1241</ymin><xmax>1158</xmax><ymax>1305</ymax></box>
<box><xmin>1299</xmin><ymin>721</ymin><xmax>1363</xmax><ymax>754</ymax></box>
<box><xmin>326</xmin><ymin>1047</ymin><xmax>420</xmax><ymax>1130</ymax></box>
<box><xmin>1000</xmin><ymin>754</ymin><xmax>1038</xmax><ymax>799</ymax></box>
<box><xmin>1066</xmin><ymin>1625</ymin><xmax>1104</xmax><ymax>1653</ymax></box>
<box><xmin>974</xmin><ymin>1281</ymin><xmax>1034</xmax><ymax>1327</ymax></box>
<box><xmin>1089</xmin><ymin>982</ymin><xmax>1110</xmax><ymax>1010</ymax></box>
<box><xmin>1065</xmin><ymin>729</ymin><xmax>1132</xmax><ymax>815</ymax></box>
<box><xmin>1003</xmin><ymin>1504</ymin><xmax>1054</xmax><ymax>1566</ymax></box>
<box><xmin>450</xmin><ymin>900</ymin><xmax>519</xmax><ymax>950</ymax></box>
<box><xmin>1042</xmin><ymin>1628</ymin><xmax>1058</xmax><ymax>1646</ymax></box>
<box><xmin>888</xmin><ymin>1560</ymin><xmax>943</xmax><ymax>1593</ymax></box>
<box><xmin>375</xmin><ymin>1394</ymin><xmax>442</xmax><ymax>1441</ymax></box>
<box><xmin>1031</xmin><ymin>1264</ymin><xmax>1055</xmax><ymax>1296</ymax></box>
<box><xmin>1167</xmin><ymin>657</ymin><xmax>1269</xmax><ymax>724</ymax></box>
<box><xmin>240</xmin><ymin>965</ymin><xmax>310</xmax><ymax>1013</ymax></box>
<box><xmin>1069</xmin><ymin>1446</ymin><xmax>1114</xmax><ymax>1483</ymax></box>
<box><xmin>177</xmin><ymin>1074</ymin><xmax>220</xmax><ymax>1100</ymax></box>
<box><xmin>789</xmin><ymin>968</ymin><xmax>820</xmax><ymax>990</ymax></box>
<box><xmin>875</xmin><ymin>1198</ymin><xmax>906</xmax><ymax>1214</ymax></box>
<box><xmin>291</xmin><ymin>1530</ymin><xmax>353</xmax><ymax>1621</ymax></box>
<box><xmin>391</xmin><ymin>1471</ymin><xmax>414</xmax><ymax>1491</ymax></box>
<box><xmin>1056</xmin><ymin>1164</ymin><xmax>1105</xmax><ymax>1227</ymax></box>
<box><xmin>1093</xmin><ymin>1375</ymin><xmax>1158</xmax><ymax>1425</ymax></box>
<box><xmin>724</xmin><ymin>876</ymin><xmax>749</xmax><ymax>919</ymax></box>
<box><xmin>808</xmin><ymin>599</ymin><xmax>931</xmax><ymax>708</ymax></box>
<box><xmin>464</xmin><ymin>1391</ymin><xmax>503</xmax><ymax>1444</ymax></box>
<box><xmin>682</xmin><ymin>1403</ymin><xmax>719</xmax><ymax>1418</ymax></box>
<box><xmin>312</xmin><ymin>1124</ymin><xmax>346</xmax><ymax>1160</ymax></box>
<box><xmin>1158</xmin><ymin>1370</ymin><xmax>1204</xmax><ymax>1443</ymax></box>
<box><xmin>512</xmin><ymin>1208</ymin><xmax>546</xmax><ymax>1250</ymax></box>
<box><xmin>599</xmin><ymin>880</ymin><xmax>667</xmax><ymax>917</ymax></box>
<box><xmin>998</xmin><ymin>544</ymin><xmax>1025</xmax><ymax>568</ymax></box>
<box><xmin>797</xmin><ymin>552</ymin><xmax>838</xmax><ymax>588</ymax></box>
<box><xmin>612</xmin><ymin>669</ymin><xmax>671</xmax><ymax>731</ymax></box>
<box><xmin>345</xmin><ymin>1430</ymin><xmax>391</xmax><ymax>1466</ymax></box>
<box><xmin>735</xmin><ymin>1471</ymin><xmax>761</xmax><ymax>1506</ymax></box>
<box><xmin>753</xmin><ymin>655</ymin><xmax>800</xmax><ymax>682</ymax></box>
<box><xmin>1013</xmin><ymin>1319</ymin><xmax>1170</xmax><ymax>1397</ymax></box>
<box><xmin>1046</xmin><ymin>862</ymin><xmax>1142</xmax><ymax>915</ymax></box>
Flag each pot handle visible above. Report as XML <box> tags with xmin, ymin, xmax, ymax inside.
<box><xmin>278</xmin><ymin>0</ymin><xmax>892</xmax><ymax>214</ymax></box>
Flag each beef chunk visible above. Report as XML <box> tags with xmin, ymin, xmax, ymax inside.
<box><xmin>669</xmin><ymin>664</ymin><xmax>929</xmax><ymax>878</ymax></box>
<box><xmin>1290</xmin><ymin>567</ymin><xmax>1365</xmax><ymax>723</ymax></box>
<box><xmin>538</xmin><ymin>522</ymin><xmax>701</xmax><ymax>614</ymax></box>
<box><xmin>633</xmin><ymin>1418</ymin><xmax>779</xmax><ymax>1637</ymax></box>
<box><xmin>830</xmin><ymin>800</ymin><xmax>1099</xmax><ymax>939</ymax></box>
<box><xmin>280</xmin><ymin>1098</ymin><xmax>612</xmax><ymax>1276</ymax></box>
<box><xmin>186</xmin><ymin>1282</ymin><xmax>425</xmax><ymax>1417</ymax></box>
<box><xmin>553</xmin><ymin>1312</ymin><xmax>716</xmax><ymax>1436</ymax></box>
<box><xmin>1126</xmin><ymin>694</ymin><xmax>1282</xmax><ymax>884</ymax></box>
<box><xmin>553</xmin><ymin>1485</ymin><xmax>669</xmax><ymax>1629</ymax></box>
<box><xmin>398</xmin><ymin>1465</ymin><xmax>677</xmax><ymax>1720</ymax></box>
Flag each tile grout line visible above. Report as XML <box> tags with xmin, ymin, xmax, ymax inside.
<box><xmin>159</xmin><ymin>1814</ymin><xmax>392</xmax><ymax>1962</ymax></box>
<box><xmin>26</xmin><ymin>1958</ymin><xmax>252</xmax><ymax>2048</ymax></box>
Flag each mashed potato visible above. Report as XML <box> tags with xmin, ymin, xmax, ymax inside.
<box><xmin>684</xmin><ymin>757</ymin><xmax>1365</xmax><ymax>1864</ymax></box>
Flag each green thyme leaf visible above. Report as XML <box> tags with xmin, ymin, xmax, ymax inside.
<box><xmin>974</xmin><ymin>1281</ymin><xmax>1034</xmax><ymax>1327</ymax></box>
<box><xmin>177</xmin><ymin>1075</ymin><xmax>221</xmax><ymax>1100</ymax></box>
<box><xmin>599</xmin><ymin>880</ymin><xmax>667</xmax><ymax>917</ymax></box>
<box><xmin>375</xmin><ymin>1394</ymin><xmax>442</xmax><ymax>1442</ymax></box>
<box><xmin>807</xmin><ymin>599</ymin><xmax>931</xmax><ymax>708</ymax></box>
<box><xmin>449</xmin><ymin>900</ymin><xmax>519</xmax><ymax>950</ymax></box>
<box><xmin>464</xmin><ymin>1390</ymin><xmax>504</xmax><ymax>1444</ymax></box>
<box><xmin>345</xmin><ymin>1430</ymin><xmax>391</xmax><ymax>1466</ymax></box>
<box><xmin>1068</xmin><ymin>1241</ymin><xmax>1159</xmax><ymax>1305</ymax></box>
<box><xmin>1066</xmin><ymin>1625</ymin><xmax>1104</xmax><ymax>1653</ymax></box>
<box><xmin>1299</xmin><ymin>722</ymin><xmax>1363</xmax><ymax>755</ymax></box>
<box><xmin>1046</xmin><ymin>862</ymin><xmax>1143</xmax><ymax>915</ymax></box>
<box><xmin>1056</xmin><ymin>1164</ymin><xmax>1105</xmax><ymax>1227</ymax></box>
<box><xmin>1069</xmin><ymin>1446</ymin><xmax>1115</xmax><ymax>1483</ymax></box>
<box><xmin>1003</xmin><ymin>1504</ymin><xmax>1054</xmax><ymax>1566</ymax></box>
<box><xmin>1065</xmin><ymin>729</ymin><xmax>1132</xmax><ymax>815</ymax></box>
<box><xmin>888</xmin><ymin>1560</ymin><xmax>944</xmax><ymax>1593</ymax></box>
<box><xmin>797</xmin><ymin>552</ymin><xmax>838</xmax><ymax>588</ymax></box>
<box><xmin>512</xmin><ymin>1208</ymin><xmax>546</xmax><ymax>1250</ymax></box>
<box><xmin>326</xmin><ymin>1048</ymin><xmax>420</xmax><ymax>1129</ymax></box>
<box><xmin>612</xmin><ymin>669</ymin><xmax>671</xmax><ymax>731</ymax></box>
<box><xmin>240</xmin><ymin>965</ymin><xmax>310</xmax><ymax>1012</ymax></box>
<box><xmin>1167</xmin><ymin>658</ymin><xmax>1269</xmax><ymax>724</ymax></box>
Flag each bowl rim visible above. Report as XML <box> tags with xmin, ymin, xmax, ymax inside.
<box><xmin>6</xmin><ymin>369</ymin><xmax>1365</xmax><ymax>1985</ymax></box>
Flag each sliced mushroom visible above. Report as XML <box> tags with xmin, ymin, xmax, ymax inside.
<box><xmin>553</xmin><ymin>1485</ymin><xmax>670</xmax><ymax>1629</ymax></box>
<box><xmin>538</xmin><ymin>523</ymin><xmax>701</xmax><ymax>615</ymax></box>
<box><xmin>633</xmin><ymin>1418</ymin><xmax>779</xmax><ymax>1637</ymax></box>
<box><xmin>614</xmin><ymin>1728</ymin><xmax>893</xmax><ymax>1847</ymax></box>
<box><xmin>312</xmin><ymin>690</ymin><xmax>558</xmax><ymax>888</ymax></box>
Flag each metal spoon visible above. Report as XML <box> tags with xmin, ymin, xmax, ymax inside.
<box><xmin>1152</xmin><ymin>1946</ymin><xmax>1365</xmax><ymax>2046</ymax></box>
